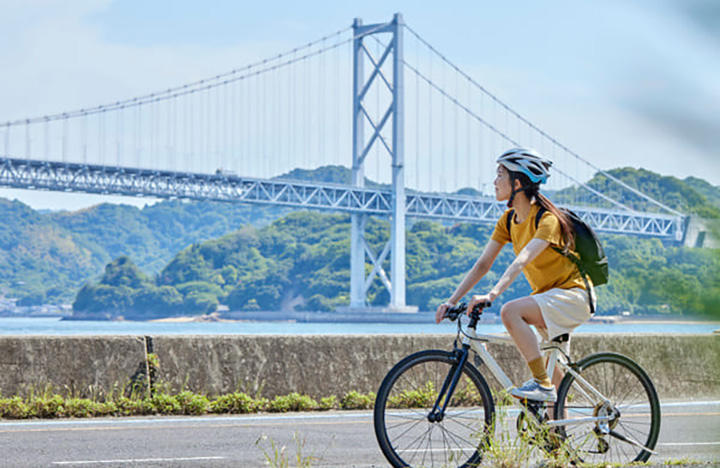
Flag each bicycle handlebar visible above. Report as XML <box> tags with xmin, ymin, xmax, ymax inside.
<box><xmin>443</xmin><ymin>301</ymin><xmax>492</xmax><ymax>322</ymax></box>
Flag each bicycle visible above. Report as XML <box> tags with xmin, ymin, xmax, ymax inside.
<box><xmin>373</xmin><ymin>302</ymin><xmax>661</xmax><ymax>467</ymax></box>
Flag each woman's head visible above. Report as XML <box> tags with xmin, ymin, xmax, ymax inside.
<box><xmin>496</xmin><ymin>148</ymin><xmax>552</xmax><ymax>185</ymax></box>
<box><xmin>495</xmin><ymin>148</ymin><xmax>575</xmax><ymax>251</ymax></box>
<box><xmin>495</xmin><ymin>148</ymin><xmax>552</xmax><ymax>207</ymax></box>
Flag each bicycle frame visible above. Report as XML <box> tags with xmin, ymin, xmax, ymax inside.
<box><xmin>456</xmin><ymin>327</ymin><xmax>614</xmax><ymax>430</ymax></box>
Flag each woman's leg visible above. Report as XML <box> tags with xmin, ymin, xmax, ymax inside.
<box><xmin>500</xmin><ymin>296</ymin><xmax>547</xmax><ymax>362</ymax></box>
<box><xmin>501</xmin><ymin>297</ymin><xmax>556</xmax><ymax>396</ymax></box>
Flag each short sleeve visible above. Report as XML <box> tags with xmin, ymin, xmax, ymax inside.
<box><xmin>534</xmin><ymin>211</ymin><xmax>562</xmax><ymax>246</ymax></box>
<box><xmin>491</xmin><ymin>210</ymin><xmax>512</xmax><ymax>245</ymax></box>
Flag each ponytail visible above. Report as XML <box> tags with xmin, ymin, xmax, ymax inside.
<box><xmin>513</xmin><ymin>174</ymin><xmax>575</xmax><ymax>254</ymax></box>
<box><xmin>532</xmin><ymin>189</ymin><xmax>575</xmax><ymax>253</ymax></box>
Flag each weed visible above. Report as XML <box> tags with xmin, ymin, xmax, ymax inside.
<box><xmin>318</xmin><ymin>395</ymin><xmax>337</xmax><ymax>411</ymax></box>
<box><xmin>256</xmin><ymin>432</ymin><xmax>321</xmax><ymax>468</ymax></box>
<box><xmin>63</xmin><ymin>398</ymin><xmax>96</xmax><ymax>418</ymax></box>
<box><xmin>387</xmin><ymin>381</ymin><xmax>437</xmax><ymax>408</ymax></box>
<box><xmin>174</xmin><ymin>390</ymin><xmax>210</xmax><ymax>415</ymax></box>
<box><xmin>210</xmin><ymin>392</ymin><xmax>258</xmax><ymax>414</ymax></box>
<box><xmin>150</xmin><ymin>392</ymin><xmax>181</xmax><ymax>415</ymax></box>
<box><xmin>660</xmin><ymin>459</ymin><xmax>705</xmax><ymax>466</ymax></box>
<box><xmin>93</xmin><ymin>401</ymin><xmax>117</xmax><ymax>417</ymax></box>
<box><xmin>339</xmin><ymin>391</ymin><xmax>375</xmax><ymax>410</ymax></box>
<box><xmin>492</xmin><ymin>388</ymin><xmax>514</xmax><ymax>407</ymax></box>
<box><xmin>27</xmin><ymin>394</ymin><xmax>64</xmax><ymax>418</ymax></box>
<box><xmin>0</xmin><ymin>396</ymin><xmax>29</xmax><ymax>418</ymax></box>
<box><xmin>479</xmin><ymin>403</ymin><xmax>578</xmax><ymax>468</ymax></box>
<box><xmin>267</xmin><ymin>393</ymin><xmax>317</xmax><ymax>413</ymax></box>
<box><xmin>114</xmin><ymin>395</ymin><xmax>152</xmax><ymax>416</ymax></box>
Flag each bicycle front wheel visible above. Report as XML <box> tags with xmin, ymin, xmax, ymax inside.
<box><xmin>374</xmin><ymin>349</ymin><xmax>495</xmax><ymax>468</ymax></box>
<box><xmin>554</xmin><ymin>352</ymin><xmax>661</xmax><ymax>464</ymax></box>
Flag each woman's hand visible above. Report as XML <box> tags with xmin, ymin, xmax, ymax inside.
<box><xmin>435</xmin><ymin>301</ymin><xmax>455</xmax><ymax>324</ymax></box>
<box><xmin>467</xmin><ymin>294</ymin><xmax>493</xmax><ymax>316</ymax></box>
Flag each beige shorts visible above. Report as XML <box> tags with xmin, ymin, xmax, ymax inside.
<box><xmin>531</xmin><ymin>287</ymin><xmax>594</xmax><ymax>346</ymax></box>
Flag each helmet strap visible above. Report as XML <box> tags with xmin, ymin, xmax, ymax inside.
<box><xmin>507</xmin><ymin>174</ymin><xmax>526</xmax><ymax>208</ymax></box>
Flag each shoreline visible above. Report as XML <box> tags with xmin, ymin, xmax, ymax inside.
<box><xmin>136</xmin><ymin>314</ymin><xmax>720</xmax><ymax>327</ymax></box>
<box><xmin>3</xmin><ymin>313</ymin><xmax>719</xmax><ymax>327</ymax></box>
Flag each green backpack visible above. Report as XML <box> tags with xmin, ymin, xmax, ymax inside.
<box><xmin>506</xmin><ymin>207</ymin><xmax>609</xmax><ymax>313</ymax></box>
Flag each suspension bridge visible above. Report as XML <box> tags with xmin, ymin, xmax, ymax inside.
<box><xmin>0</xmin><ymin>14</ymin><xmax>687</xmax><ymax>312</ymax></box>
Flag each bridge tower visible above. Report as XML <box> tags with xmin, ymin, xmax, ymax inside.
<box><xmin>346</xmin><ymin>14</ymin><xmax>416</xmax><ymax>313</ymax></box>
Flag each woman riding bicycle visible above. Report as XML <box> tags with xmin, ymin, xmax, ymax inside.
<box><xmin>435</xmin><ymin>148</ymin><xmax>595</xmax><ymax>403</ymax></box>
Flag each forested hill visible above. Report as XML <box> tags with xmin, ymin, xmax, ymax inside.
<box><xmin>0</xmin><ymin>199</ymin><xmax>286</xmax><ymax>305</ymax></box>
<box><xmin>73</xmin><ymin>210</ymin><xmax>720</xmax><ymax>320</ymax></box>
<box><xmin>554</xmin><ymin>167</ymin><xmax>720</xmax><ymax>219</ymax></box>
<box><xmin>0</xmin><ymin>165</ymin><xmax>718</xmax><ymax>311</ymax></box>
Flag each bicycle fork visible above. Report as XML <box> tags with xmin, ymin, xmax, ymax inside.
<box><xmin>427</xmin><ymin>344</ymin><xmax>470</xmax><ymax>423</ymax></box>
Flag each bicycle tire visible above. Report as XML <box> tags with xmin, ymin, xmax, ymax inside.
<box><xmin>554</xmin><ymin>352</ymin><xmax>661</xmax><ymax>464</ymax></box>
<box><xmin>374</xmin><ymin>349</ymin><xmax>495</xmax><ymax>468</ymax></box>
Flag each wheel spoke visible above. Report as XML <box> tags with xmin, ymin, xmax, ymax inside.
<box><xmin>554</xmin><ymin>354</ymin><xmax>659</xmax><ymax>466</ymax></box>
<box><xmin>374</xmin><ymin>351</ymin><xmax>493</xmax><ymax>467</ymax></box>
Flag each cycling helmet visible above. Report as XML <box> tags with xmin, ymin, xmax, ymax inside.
<box><xmin>496</xmin><ymin>148</ymin><xmax>553</xmax><ymax>184</ymax></box>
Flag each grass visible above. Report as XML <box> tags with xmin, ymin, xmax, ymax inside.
<box><xmin>255</xmin><ymin>432</ymin><xmax>324</xmax><ymax>468</ymax></box>
<box><xmin>479</xmin><ymin>403</ymin><xmax>576</xmax><ymax>468</ymax></box>
<box><xmin>0</xmin><ymin>388</ymin><xmax>377</xmax><ymax>419</ymax></box>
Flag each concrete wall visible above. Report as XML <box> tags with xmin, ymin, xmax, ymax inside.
<box><xmin>1</xmin><ymin>334</ymin><xmax>718</xmax><ymax>400</ymax></box>
<box><xmin>1</xmin><ymin>336</ymin><xmax>146</xmax><ymax>397</ymax></box>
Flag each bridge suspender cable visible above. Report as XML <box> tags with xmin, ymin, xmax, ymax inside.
<box><xmin>402</xmin><ymin>24</ymin><xmax>683</xmax><ymax>218</ymax></box>
<box><xmin>2</xmin><ymin>27</ymin><xmax>350</xmax><ymax>127</ymax></box>
<box><xmin>397</xmin><ymin>54</ymin><xmax>637</xmax><ymax>214</ymax></box>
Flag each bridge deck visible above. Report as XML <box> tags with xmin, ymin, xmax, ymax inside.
<box><xmin>0</xmin><ymin>157</ymin><xmax>684</xmax><ymax>241</ymax></box>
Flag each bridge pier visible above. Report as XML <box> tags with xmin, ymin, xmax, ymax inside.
<box><xmin>682</xmin><ymin>215</ymin><xmax>718</xmax><ymax>248</ymax></box>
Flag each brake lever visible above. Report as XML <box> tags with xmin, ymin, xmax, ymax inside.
<box><xmin>443</xmin><ymin>302</ymin><xmax>467</xmax><ymax>321</ymax></box>
<box><xmin>443</xmin><ymin>301</ymin><xmax>492</xmax><ymax>321</ymax></box>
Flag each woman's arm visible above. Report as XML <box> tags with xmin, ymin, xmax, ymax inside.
<box><xmin>435</xmin><ymin>239</ymin><xmax>504</xmax><ymax>323</ymax></box>
<box><xmin>448</xmin><ymin>239</ymin><xmax>504</xmax><ymax>304</ymax></box>
<box><xmin>487</xmin><ymin>238</ymin><xmax>549</xmax><ymax>301</ymax></box>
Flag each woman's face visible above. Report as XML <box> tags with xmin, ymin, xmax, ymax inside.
<box><xmin>494</xmin><ymin>165</ymin><xmax>512</xmax><ymax>201</ymax></box>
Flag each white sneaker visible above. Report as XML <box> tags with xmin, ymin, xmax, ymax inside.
<box><xmin>510</xmin><ymin>379</ymin><xmax>557</xmax><ymax>402</ymax></box>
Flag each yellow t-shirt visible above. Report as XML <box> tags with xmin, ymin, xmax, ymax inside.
<box><xmin>490</xmin><ymin>204</ymin><xmax>586</xmax><ymax>294</ymax></box>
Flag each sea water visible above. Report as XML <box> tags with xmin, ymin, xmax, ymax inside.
<box><xmin>0</xmin><ymin>317</ymin><xmax>717</xmax><ymax>335</ymax></box>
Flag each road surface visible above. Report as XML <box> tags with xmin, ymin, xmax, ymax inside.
<box><xmin>0</xmin><ymin>400</ymin><xmax>717</xmax><ymax>467</ymax></box>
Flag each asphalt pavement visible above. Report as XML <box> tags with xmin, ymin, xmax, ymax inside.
<box><xmin>0</xmin><ymin>400</ymin><xmax>717</xmax><ymax>467</ymax></box>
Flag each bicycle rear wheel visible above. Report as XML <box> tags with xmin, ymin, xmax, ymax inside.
<box><xmin>374</xmin><ymin>349</ymin><xmax>495</xmax><ymax>468</ymax></box>
<box><xmin>554</xmin><ymin>352</ymin><xmax>661</xmax><ymax>464</ymax></box>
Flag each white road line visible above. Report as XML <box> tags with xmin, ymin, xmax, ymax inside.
<box><xmin>1</xmin><ymin>399</ymin><xmax>717</xmax><ymax>429</ymax></box>
<box><xmin>658</xmin><ymin>442</ymin><xmax>720</xmax><ymax>446</ymax></box>
<box><xmin>0</xmin><ymin>412</ymin><xmax>373</xmax><ymax>427</ymax></box>
<box><xmin>661</xmin><ymin>400</ymin><xmax>720</xmax><ymax>407</ymax></box>
<box><xmin>52</xmin><ymin>456</ymin><xmax>225</xmax><ymax>465</ymax></box>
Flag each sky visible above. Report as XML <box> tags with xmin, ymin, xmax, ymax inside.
<box><xmin>0</xmin><ymin>0</ymin><xmax>718</xmax><ymax>211</ymax></box>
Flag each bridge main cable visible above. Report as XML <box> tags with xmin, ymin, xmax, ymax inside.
<box><xmin>402</xmin><ymin>24</ymin><xmax>683</xmax><ymax>217</ymax></box>
<box><xmin>2</xmin><ymin>26</ymin><xmax>353</xmax><ymax>127</ymax></box>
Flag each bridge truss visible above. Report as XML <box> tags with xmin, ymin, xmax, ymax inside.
<box><xmin>0</xmin><ymin>156</ymin><xmax>684</xmax><ymax>240</ymax></box>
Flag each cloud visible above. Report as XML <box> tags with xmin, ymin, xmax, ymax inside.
<box><xmin>674</xmin><ymin>0</ymin><xmax>720</xmax><ymax>42</ymax></box>
<box><xmin>607</xmin><ymin>1</ymin><xmax>720</xmax><ymax>179</ymax></box>
<box><xmin>0</xmin><ymin>1</ymin><xmax>290</xmax><ymax>122</ymax></box>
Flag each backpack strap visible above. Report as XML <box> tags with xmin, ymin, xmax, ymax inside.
<box><xmin>505</xmin><ymin>209</ymin><xmax>514</xmax><ymax>240</ymax></box>
<box><xmin>534</xmin><ymin>206</ymin><xmax>547</xmax><ymax>229</ymax></box>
